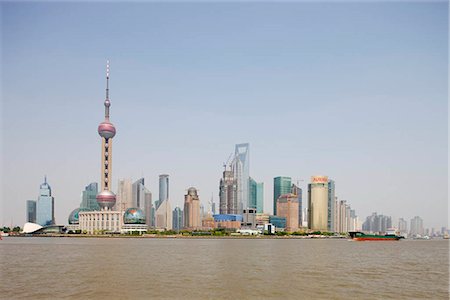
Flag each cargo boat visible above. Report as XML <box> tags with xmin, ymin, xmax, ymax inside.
<box><xmin>349</xmin><ymin>231</ymin><xmax>403</xmax><ymax>241</ymax></box>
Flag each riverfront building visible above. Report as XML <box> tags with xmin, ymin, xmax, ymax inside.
<box><xmin>158</xmin><ymin>174</ymin><xmax>169</xmax><ymax>209</ymax></box>
<box><xmin>276</xmin><ymin>193</ymin><xmax>299</xmax><ymax>232</ymax></box>
<box><xmin>116</xmin><ymin>178</ymin><xmax>132</xmax><ymax>211</ymax></box>
<box><xmin>173</xmin><ymin>207</ymin><xmax>183</xmax><ymax>231</ymax></box>
<box><xmin>184</xmin><ymin>187</ymin><xmax>201</xmax><ymax>230</ymax></box>
<box><xmin>36</xmin><ymin>177</ymin><xmax>55</xmax><ymax>226</ymax></box>
<box><xmin>213</xmin><ymin>214</ymin><xmax>242</xmax><ymax>229</ymax></box>
<box><xmin>219</xmin><ymin>170</ymin><xmax>238</xmax><ymax>214</ymax></box>
<box><xmin>291</xmin><ymin>184</ymin><xmax>302</xmax><ymax>228</ymax></box>
<box><xmin>410</xmin><ymin>216</ymin><xmax>424</xmax><ymax>237</ymax></box>
<box><xmin>308</xmin><ymin>176</ymin><xmax>328</xmax><ymax>231</ymax></box>
<box><xmin>273</xmin><ymin>177</ymin><xmax>291</xmax><ymax>216</ymax></box>
<box><xmin>155</xmin><ymin>198</ymin><xmax>172</xmax><ymax>230</ymax></box>
<box><xmin>81</xmin><ymin>183</ymin><xmax>99</xmax><ymax>211</ymax></box>
<box><xmin>362</xmin><ymin>212</ymin><xmax>392</xmax><ymax>233</ymax></box>
<box><xmin>233</xmin><ymin>143</ymin><xmax>250</xmax><ymax>212</ymax></box>
<box><xmin>26</xmin><ymin>200</ymin><xmax>36</xmax><ymax>223</ymax></box>
<box><xmin>249</xmin><ymin>178</ymin><xmax>264</xmax><ymax>214</ymax></box>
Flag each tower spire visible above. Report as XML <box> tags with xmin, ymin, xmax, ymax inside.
<box><xmin>104</xmin><ymin>60</ymin><xmax>111</xmax><ymax>120</ymax></box>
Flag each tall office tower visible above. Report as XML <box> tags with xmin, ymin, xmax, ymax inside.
<box><xmin>26</xmin><ymin>200</ymin><xmax>36</xmax><ymax>223</ymax></box>
<box><xmin>410</xmin><ymin>216</ymin><xmax>424</xmax><ymax>237</ymax></box>
<box><xmin>233</xmin><ymin>143</ymin><xmax>249</xmax><ymax>212</ymax></box>
<box><xmin>116</xmin><ymin>179</ymin><xmax>133</xmax><ymax>211</ymax></box>
<box><xmin>36</xmin><ymin>176</ymin><xmax>55</xmax><ymax>226</ymax></box>
<box><xmin>132</xmin><ymin>178</ymin><xmax>146</xmax><ymax>210</ymax></box>
<box><xmin>398</xmin><ymin>218</ymin><xmax>408</xmax><ymax>234</ymax></box>
<box><xmin>249</xmin><ymin>178</ymin><xmax>264</xmax><ymax>214</ymax></box>
<box><xmin>327</xmin><ymin>179</ymin><xmax>335</xmax><ymax>232</ymax></box>
<box><xmin>184</xmin><ymin>187</ymin><xmax>201</xmax><ymax>229</ymax></box>
<box><xmin>276</xmin><ymin>193</ymin><xmax>299</xmax><ymax>232</ymax></box>
<box><xmin>362</xmin><ymin>212</ymin><xmax>392</xmax><ymax>233</ymax></box>
<box><xmin>256</xmin><ymin>182</ymin><xmax>264</xmax><ymax>214</ymax></box>
<box><xmin>155</xmin><ymin>199</ymin><xmax>172</xmax><ymax>230</ymax></box>
<box><xmin>173</xmin><ymin>207</ymin><xmax>183</xmax><ymax>232</ymax></box>
<box><xmin>96</xmin><ymin>61</ymin><xmax>117</xmax><ymax>210</ymax></box>
<box><xmin>158</xmin><ymin>174</ymin><xmax>169</xmax><ymax>210</ymax></box>
<box><xmin>308</xmin><ymin>176</ymin><xmax>329</xmax><ymax>231</ymax></box>
<box><xmin>80</xmin><ymin>182</ymin><xmax>99</xmax><ymax>210</ymax></box>
<box><xmin>273</xmin><ymin>177</ymin><xmax>292</xmax><ymax>215</ymax></box>
<box><xmin>219</xmin><ymin>170</ymin><xmax>238</xmax><ymax>214</ymax></box>
<box><xmin>291</xmin><ymin>184</ymin><xmax>302</xmax><ymax>228</ymax></box>
<box><xmin>144</xmin><ymin>188</ymin><xmax>152</xmax><ymax>226</ymax></box>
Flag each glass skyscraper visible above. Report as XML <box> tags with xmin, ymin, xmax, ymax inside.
<box><xmin>249</xmin><ymin>178</ymin><xmax>264</xmax><ymax>214</ymax></box>
<box><xmin>132</xmin><ymin>178</ymin><xmax>146</xmax><ymax>210</ymax></box>
<box><xmin>172</xmin><ymin>207</ymin><xmax>183</xmax><ymax>232</ymax></box>
<box><xmin>291</xmin><ymin>184</ymin><xmax>302</xmax><ymax>227</ymax></box>
<box><xmin>36</xmin><ymin>177</ymin><xmax>54</xmax><ymax>226</ymax></box>
<box><xmin>273</xmin><ymin>176</ymin><xmax>291</xmax><ymax>215</ymax></box>
<box><xmin>26</xmin><ymin>200</ymin><xmax>36</xmax><ymax>223</ymax></box>
<box><xmin>81</xmin><ymin>182</ymin><xmax>99</xmax><ymax>210</ymax></box>
<box><xmin>158</xmin><ymin>174</ymin><xmax>169</xmax><ymax>210</ymax></box>
<box><xmin>233</xmin><ymin>143</ymin><xmax>249</xmax><ymax>212</ymax></box>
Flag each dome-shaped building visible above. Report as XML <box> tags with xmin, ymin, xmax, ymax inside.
<box><xmin>123</xmin><ymin>208</ymin><xmax>146</xmax><ymax>224</ymax></box>
<box><xmin>68</xmin><ymin>208</ymin><xmax>91</xmax><ymax>225</ymax></box>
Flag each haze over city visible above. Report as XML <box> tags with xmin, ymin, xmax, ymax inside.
<box><xmin>1</xmin><ymin>1</ymin><xmax>447</xmax><ymax>229</ymax></box>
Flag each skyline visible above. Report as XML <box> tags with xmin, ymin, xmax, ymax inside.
<box><xmin>1</xmin><ymin>2</ymin><xmax>448</xmax><ymax>228</ymax></box>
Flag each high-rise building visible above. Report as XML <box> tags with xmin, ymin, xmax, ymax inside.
<box><xmin>273</xmin><ymin>177</ymin><xmax>291</xmax><ymax>215</ymax></box>
<box><xmin>410</xmin><ymin>216</ymin><xmax>424</xmax><ymax>237</ymax></box>
<box><xmin>249</xmin><ymin>178</ymin><xmax>264</xmax><ymax>214</ymax></box>
<box><xmin>327</xmin><ymin>179</ymin><xmax>335</xmax><ymax>232</ymax></box>
<box><xmin>36</xmin><ymin>176</ymin><xmax>55</xmax><ymax>226</ymax></box>
<box><xmin>158</xmin><ymin>174</ymin><xmax>169</xmax><ymax>209</ymax></box>
<box><xmin>291</xmin><ymin>184</ymin><xmax>302</xmax><ymax>228</ymax></box>
<box><xmin>155</xmin><ymin>199</ymin><xmax>172</xmax><ymax>230</ymax></box>
<box><xmin>26</xmin><ymin>200</ymin><xmax>36</xmax><ymax>223</ymax></box>
<box><xmin>95</xmin><ymin>61</ymin><xmax>117</xmax><ymax>210</ymax></box>
<box><xmin>219</xmin><ymin>170</ymin><xmax>238</xmax><ymax>214</ymax></box>
<box><xmin>144</xmin><ymin>188</ymin><xmax>152</xmax><ymax>227</ymax></box>
<box><xmin>80</xmin><ymin>182</ymin><xmax>99</xmax><ymax>210</ymax></box>
<box><xmin>173</xmin><ymin>207</ymin><xmax>183</xmax><ymax>232</ymax></box>
<box><xmin>184</xmin><ymin>187</ymin><xmax>201</xmax><ymax>230</ymax></box>
<box><xmin>256</xmin><ymin>182</ymin><xmax>264</xmax><ymax>214</ymax></box>
<box><xmin>132</xmin><ymin>178</ymin><xmax>146</xmax><ymax>210</ymax></box>
<box><xmin>276</xmin><ymin>193</ymin><xmax>299</xmax><ymax>232</ymax></box>
<box><xmin>335</xmin><ymin>199</ymin><xmax>358</xmax><ymax>233</ymax></box>
<box><xmin>116</xmin><ymin>179</ymin><xmax>133</xmax><ymax>211</ymax></box>
<box><xmin>362</xmin><ymin>212</ymin><xmax>392</xmax><ymax>233</ymax></box>
<box><xmin>242</xmin><ymin>208</ymin><xmax>257</xmax><ymax>228</ymax></box>
<box><xmin>398</xmin><ymin>218</ymin><xmax>408</xmax><ymax>235</ymax></box>
<box><xmin>233</xmin><ymin>143</ymin><xmax>249</xmax><ymax>212</ymax></box>
<box><xmin>308</xmin><ymin>176</ymin><xmax>328</xmax><ymax>231</ymax></box>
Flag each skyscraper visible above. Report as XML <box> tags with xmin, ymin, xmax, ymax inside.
<box><xmin>219</xmin><ymin>170</ymin><xmax>238</xmax><ymax>214</ymax></box>
<box><xmin>116</xmin><ymin>179</ymin><xmax>132</xmax><ymax>211</ymax></box>
<box><xmin>233</xmin><ymin>143</ymin><xmax>249</xmax><ymax>212</ymax></box>
<box><xmin>158</xmin><ymin>174</ymin><xmax>169</xmax><ymax>209</ymax></box>
<box><xmin>26</xmin><ymin>200</ymin><xmax>36</xmax><ymax>223</ymax></box>
<box><xmin>144</xmin><ymin>188</ymin><xmax>152</xmax><ymax>227</ymax></box>
<box><xmin>398</xmin><ymin>218</ymin><xmax>408</xmax><ymax>235</ymax></box>
<box><xmin>173</xmin><ymin>207</ymin><xmax>183</xmax><ymax>232</ymax></box>
<box><xmin>256</xmin><ymin>182</ymin><xmax>264</xmax><ymax>214</ymax></box>
<box><xmin>96</xmin><ymin>61</ymin><xmax>117</xmax><ymax>210</ymax></box>
<box><xmin>410</xmin><ymin>216</ymin><xmax>424</xmax><ymax>237</ymax></box>
<box><xmin>36</xmin><ymin>176</ymin><xmax>54</xmax><ymax>226</ymax></box>
<box><xmin>291</xmin><ymin>184</ymin><xmax>302</xmax><ymax>227</ymax></box>
<box><xmin>308</xmin><ymin>176</ymin><xmax>328</xmax><ymax>231</ymax></box>
<box><xmin>362</xmin><ymin>212</ymin><xmax>392</xmax><ymax>233</ymax></box>
<box><xmin>249</xmin><ymin>177</ymin><xmax>264</xmax><ymax>214</ymax></box>
<box><xmin>132</xmin><ymin>178</ymin><xmax>146</xmax><ymax>210</ymax></box>
<box><xmin>184</xmin><ymin>187</ymin><xmax>201</xmax><ymax>230</ymax></box>
<box><xmin>80</xmin><ymin>182</ymin><xmax>99</xmax><ymax>210</ymax></box>
<box><xmin>276</xmin><ymin>193</ymin><xmax>299</xmax><ymax>232</ymax></box>
<box><xmin>273</xmin><ymin>176</ymin><xmax>291</xmax><ymax>215</ymax></box>
<box><xmin>327</xmin><ymin>179</ymin><xmax>335</xmax><ymax>232</ymax></box>
<box><xmin>155</xmin><ymin>199</ymin><xmax>172</xmax><ymax>230</ymax></box>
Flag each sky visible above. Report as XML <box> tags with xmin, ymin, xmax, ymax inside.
<box><xmin>1</xmin><ymin>1</ymin><xmax>448</xmax><ymax>229</ymax></box>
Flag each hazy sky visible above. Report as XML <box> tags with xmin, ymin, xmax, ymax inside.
<box><xmin>1</xmin><ymin>1</ymin><xmax>448</xmax><ymax>229</ymax></box>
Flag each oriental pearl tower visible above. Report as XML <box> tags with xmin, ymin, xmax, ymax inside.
<box><xmin>96</xmin><ymin>61</ymin><xmax>117</xmax><ymax>210</ymax></box>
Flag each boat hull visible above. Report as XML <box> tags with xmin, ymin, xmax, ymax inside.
<box><xmin>349</xmin><ymin>231</ymin><xmax>402</xmax><ymax>241</ymax></box>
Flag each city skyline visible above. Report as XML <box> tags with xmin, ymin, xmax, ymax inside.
<box><xmin>1</xmin><ymin>2</ymin><xmax>447</xmax><ymax>229</ymax></box>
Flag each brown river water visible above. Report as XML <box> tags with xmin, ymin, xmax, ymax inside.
<box><xmin>1</xmin><ymin>237</ymin><xmax>448</xmax><ymax>299</ymax></box>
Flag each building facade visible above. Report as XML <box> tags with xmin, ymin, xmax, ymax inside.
<box><xmin>116</xmin><ymin>179</ymin><xmax>132</xmax><ymax>211</ymax></box>
<box><xmin>26</xmin><ymin>200</ymin><xmax>37</xmax><ymax>223</ymax></box>
<box><xmin>155</xmin><ymin>198</ymin><xmax>172</xmax><ymax>230</ymax></box>
<box><xmin>327</xmin><ymin>179</ymin><xmax>335</xmax><ymax>232</ymax></box>
<box><xmin>233</xmin><ymin>143</ymin><xmax>250</xmax><ymax>212</ymax></box>
<box><xmin>81</xmin><ymin>182</ymin><xmax>99</xmax><ymax>210</ymax></box>
<box><xmin>273</xmin><ymin>176</ymin><xmax>291</xmax><ymax>216</ymax></box>
<box><xmin>291</xmin><ymin>184</ymin><xmax>302</xmax><ymax>228</ymax></box>
<box><xmin>276</xmin><ymin>193</ymin><xmax>299</xmax><ymax>232</ymax></box>
<box><xmin>219</xmin><ymin>170</ymin><xmax>238</xmax><ymax>214</ymax></box>
<box><xmin>36</xmin><ymin>177</ymin><xmax>55</xmax><ymax>226</ymax></box>
<box><xmin>173</xmin><ymin>207</ymin><xmax>183</xmax><ymax>232</ymax></box>
<box><xmin>184</xmin><ymin>187</ymin><xmax>201</xmax><ymax>230</ymax></box>
<box><xmin>308</xmin><ymin>176</ymin><xmax>329</xmax><ymax>231</ymax></box>
<box><xmin>158</xmin><ymin>174</ymin><xmax>169</xmax><ymax>209</ymax></box>
<box><xmin>410</xmin><ymin>216</ymin><xmax>424</xmax><ymax>237</ymax></box>
<box><xmin>362</xmin><ymin>212</ymin><xmax>392</xmax><ymax>233</ymax></box>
